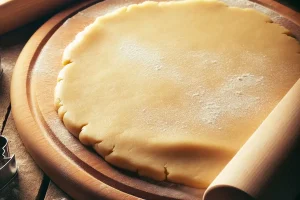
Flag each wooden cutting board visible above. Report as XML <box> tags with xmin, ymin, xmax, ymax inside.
<box><xmin>0</xmin><ymin>0</ymin><xmax>75</xmax><ymax>35</ymax></box>
<box><xmin>10</xmin><ymin>0</ymin><xmax>300</xmax><ymax>199</ymax></box>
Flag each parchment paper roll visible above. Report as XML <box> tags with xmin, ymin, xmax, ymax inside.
<box><xmin>204</xmin><ymin>78</ymin><xmax>300</xmax><ymax>200</ymax></box>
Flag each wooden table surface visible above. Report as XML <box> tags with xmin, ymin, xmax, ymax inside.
<box><xmin>0</xmin><ymin>1</ymin><xmax>299</xmax><ymax>200</ymax></box>
<box><xmin>0</xmin><ymin>17</ymin><xmax>71</xmax><ymax>200</ymax></box>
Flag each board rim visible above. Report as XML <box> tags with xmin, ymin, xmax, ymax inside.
<box><xmin>11</xmin><ymin>0</ymin><xmax>300</xmax><ymax>200</ymax></box>
<box><xmin>11</xmin><ymin>1</ymin><xmax>137</xmax><ymax>200</ymax></box>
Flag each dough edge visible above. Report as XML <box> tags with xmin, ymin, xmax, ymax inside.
<box><xmin>54</xmin><ymin>0</ymin><xmax>298</xmax><ymax>188</ymax></box>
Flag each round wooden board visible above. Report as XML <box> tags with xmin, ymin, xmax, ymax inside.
<box><xmin>11</xmin><ymin>0</ymin><xmax>300</xmax><ymax>199</ymax></box>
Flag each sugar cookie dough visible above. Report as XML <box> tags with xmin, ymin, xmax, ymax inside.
<box><xmin>55</xmin><ymin>0</ymin><xmax>300</xmax><ymax>188</ymax></box>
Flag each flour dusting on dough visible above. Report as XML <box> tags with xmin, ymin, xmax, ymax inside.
<box><xmin>199</xmin><ymin>74</ymin><xmax>264</xmax><ymax>125</ymax></box>
<box><xmin>119</xmin><ymin>39</ymin><xmax>163</xmax><ymax>68</ymax></box>
<box><xmin>55</xmin><ymin>0</ymin><xmax>300</xmax><ymax>188</ymax></box>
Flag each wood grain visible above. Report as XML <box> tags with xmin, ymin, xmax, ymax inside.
<box><xmin>204</xmin><ymin>79</ymin><xmax>300</xmax><ymax>200</ymax></box>
<box><xmin>10</xmin><ymin>0</ymin><xmax>204</xmax><ymax>199</ymax></box>
<box><xmin>0</xmin><ymin>0</ymin><xmax>76</xmax><ymax>35</ymax></box>
<box><xmin>0</xmin><ymin>42</ymin><xmax>21</xmax><ymax>131</ymax></box>
<box><xmin>253</xmin><ymin>0</ymin><xmax>300</xmax><ymax>26</ymax></box>
<box><xmin>0</xmin><ymin>114</ymin><xmax>44</xmax><ymax>199</ymax></box>
<box><xmin>10</xmin><ymin>0</ymin><xmax>300</xmax><ymax>199</ymax></box>
<box><xmin>45</xmin><ymin>181</ymin><xmax>71</xmax><ymax>200</ymax></box>
<box><xmin>0</xmin><ymin>25</ymin><xmax>45</xmax><ymax>199</ymax></box>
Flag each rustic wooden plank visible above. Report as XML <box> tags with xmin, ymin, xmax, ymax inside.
<box><xmin>0</xmin><ymin>114</ymin><xmax>44</xmax><ymax>199</ymax></box>
<box><xmin>45</xmin><ymin>181</ymin><xmax>72</xmax><ymax>200</ymax></box>
<box><xmin>0</xmin><ymin>17</ymin><xmax>78</xmax><ymax>200</ymax></box>
<box><xmin>0</xmin><ymin>17</ymin><xmax>44</xmax><ymax>131</ymax></box>
<box><xmin>0</xmin><ymin>43</ymin><xmax>21</xmax><ymax>132</ymax></box>
<box><xmin>0</xmin><ymin>23</ymin><xmax>45</xmax><ymax>199</ymax></box>
<box><xmin>0</xmin><ymin>0</ymin><xmax>75</xmax><ymax>35</ymax></box>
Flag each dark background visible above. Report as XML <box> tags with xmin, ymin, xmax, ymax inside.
<box><xmin>277</xmin><ymin>0</ymin><xmax>300</xmax><ymax>11</ymax></box>
<box><xmin>278</xmin><ymin>1</ymin><xmax>300</xmax><ymax>200</ymax></box>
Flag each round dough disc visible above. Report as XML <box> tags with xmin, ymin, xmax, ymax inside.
<box><xmin>55</xmin><ymin>0</ymin><xmax>300</xmax><ymax>188</ymax></box>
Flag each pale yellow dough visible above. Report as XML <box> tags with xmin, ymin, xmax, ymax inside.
<box><xmin>55</xmin><ymin>0</ymin><xmax>300</xmax><ymax>188</ymax></box>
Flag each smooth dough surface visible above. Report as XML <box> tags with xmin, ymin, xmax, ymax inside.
<box><xmin>55</xmin><ymin>0</ymin><xmax>300</xmax><ymax>188</ymax></box>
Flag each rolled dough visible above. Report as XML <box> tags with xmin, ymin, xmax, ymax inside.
<box><xmin>55</xmin><ymin>0</ymin><xmax>300</xmax><ymax>188</ymax></box>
